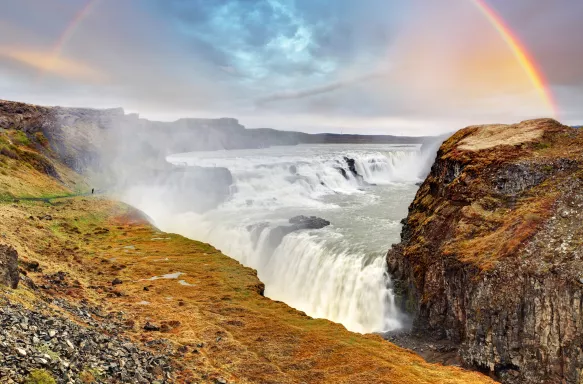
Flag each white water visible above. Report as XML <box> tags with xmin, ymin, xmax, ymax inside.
<box><xmin>124</xmin><ymin>144</ymin><xmax>431</xmax><ymax>334</ymax></box>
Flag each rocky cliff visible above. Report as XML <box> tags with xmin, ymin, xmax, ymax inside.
<box><xmin>387</xmin><ymin>118</ymin><xmax>583</xmax><ymax>383</ymax></box>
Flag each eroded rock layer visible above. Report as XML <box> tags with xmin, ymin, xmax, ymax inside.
<box><xmin>387</xmin><ymin>118</ymin><xmax>583</xmax><ymax>383</ymax></box>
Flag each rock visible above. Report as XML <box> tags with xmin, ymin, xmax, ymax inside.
<box><xmin>22</xmin><ymin>260</ymin><xmax>40</xmax><ymax>272</ymax></box>
<box><xmin>0</xmin><ymin>244</ymin><xmax>19</xmax><ymax>289</ymax></box>
<box><xmin>343</xmin><ymin>157</ymin><xmax>358</xmax><ymax>176</ymax></box>
<box><xmin>111</xmin><ymin>278</ymin><xmax>123</xmax><ymax>286</ymax></box>
<box><xmin>0</xmin><ymin>301</ymin><xmax>173</xmax><ymax>383</ymax></box>
<box><xmin>288</xmin><ymin>215</ymin><xmax>331</xmax><ymax>230</ymax></box>
<box><xmin>336</xmin><ymin>167</ymin><xmax>348</xmax><ymax>180</ymax></box>
<box><xmin>387</xmin><ymin>119</ymin><xmax>583</xmax><ymax>384</ymax></box>
<box><xmin>266</xmin><ymin>216</ymin><xmax>331</xmax><ymax>249</ymax></box>
<box><xmin>143</xmin><ymin>322</ymin><xmax>160</xmax><ymax>332</ymax></box>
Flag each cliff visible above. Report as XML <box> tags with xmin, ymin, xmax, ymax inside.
<box><xmin>387</xmin><ymin>118</ymin><xmax>583</xmax><ymax>383</ymax></box>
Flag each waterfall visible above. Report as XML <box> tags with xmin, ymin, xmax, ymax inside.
<box><xmin>123</xmin><ymin>144</ymin><xmax>435</xmax><ymax>333</ymax></box>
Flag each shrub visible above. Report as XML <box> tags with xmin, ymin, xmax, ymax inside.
<box><xmin>80</xmin><ymin>367</ymin><xmax>103</xmax><ymax>383</ymax></box>
<box><xmin>35</xmin><ymin>131</ymin><xmax>49</xmax><ymax>148</ymax></box>
<box><xmin>533</xmin><ymin>141</ymin><xmax>551</xmax><ymax>150</ymax></box>
<box><xmin>24</xmin><ymin>369</ymin><xmax>57</xmax><ymax>384</ymax></box>
<box><xmin>12</xmin><ymin>130</ymin><xmax>31</xmax><ymax>146</ymax></box>
<box><xmin>0</xmin><ymin>146</ymin><xmax>19</xmax><ymax>159</ymax></box>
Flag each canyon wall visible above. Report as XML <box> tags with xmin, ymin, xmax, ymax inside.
<box><xmin>388</xmin><ymin>118</ymin><xmax>583</xmax><ymax>383</ymax></box>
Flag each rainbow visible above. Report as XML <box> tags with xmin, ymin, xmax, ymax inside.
<box><xmin>471</xmin><ymin>0</ymin><xmax>558</xmax><ymax>117</ymax></box>
<box><xmin>45</xmin><ymin>0</ymin><xmax>558</xmax><ymax>117</ymax></box>
<box><xmin>41</xmin><ymin>0</ymin><xmax>100</xmax><ymax>78</ymax></box>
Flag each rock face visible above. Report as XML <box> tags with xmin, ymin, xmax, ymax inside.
<box><xmin>387</xmin><ymin>119</ymin><xmax>583</xmax><ymax>383</ymax></box>
<box><xmin>0</xmin><ymin>245</ymin><xmax>19</xmax><ymax>289</ymax></box>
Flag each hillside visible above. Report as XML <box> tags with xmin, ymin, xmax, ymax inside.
<box><xmin>0</xmin><ymin>100</ymin><xmax>432</xmax><ymax>174</ymax></box>
<box><xmin>388</xmin><ymin>118</ymin><xmax>583</xmax><ymax>383</ymax></box>
<box><xmin>0</xmin><ymin>100</ymin><xmax>493</xmax><ymax>383</ymax></box>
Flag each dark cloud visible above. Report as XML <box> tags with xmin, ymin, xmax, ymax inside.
<box><xmin>255</xmin><ymin>72</ymin><xmax>385</xmax><ymax>106</ymax></box>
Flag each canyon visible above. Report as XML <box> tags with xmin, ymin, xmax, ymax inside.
<box><xmin>1</xmin><ymin>99</ymin><xmax>582</xmax><ymax>383</ymax></box>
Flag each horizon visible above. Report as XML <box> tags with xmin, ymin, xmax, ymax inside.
<box><xmin>1</xmin><ymin>1</ymin><xmax>582</xmax><ymax>135</ymax></box>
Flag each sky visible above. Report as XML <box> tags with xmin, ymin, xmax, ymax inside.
<box><xmin>0</xmin><ymin>0</ymin><xmax>582</xmax><ymax>135</ymax></box>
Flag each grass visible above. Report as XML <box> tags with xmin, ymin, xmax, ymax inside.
<box><xmin>11</xmin><ymin>130</ymin><xmax>31</xmax><ymax>146</ymax></box>
<box><xmin>0</xmin><ymin>196</ymin><xmax>495</xmax><ymax>383</ymax></box>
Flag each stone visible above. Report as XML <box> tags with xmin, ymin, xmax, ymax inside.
<box><xmin>143</xmin><ymin>322</ymin><xmax>160</xmax><ymax>332</ymax></box>
<box><xmin>0</xmin><ymin>244</ymin><xmax>19</xmax><ymax>289</ymax></box>
<box><xmin>266</xmin><ymin>215</ymin><xmax>331</xmax><ymax>249</ymax></box>
<box><xmin>111</xmin><ymin>278</ymin><xmax>123</xmax><ymax>286</ymax></box>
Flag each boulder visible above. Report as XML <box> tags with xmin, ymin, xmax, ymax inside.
<box><xmin>289</xmin><ymin>215</ymin><xmax>330</xmax><ymax>230</ymax></box>
<box><xmin>0</xmin><ymin>245</ymin><xmax>19</xmax><ymax>289</ymax></box>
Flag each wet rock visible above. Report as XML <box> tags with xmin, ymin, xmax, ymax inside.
<box><xmin>267</xmin><ymin>216</ymin><xmax>331</xmax><ymax>250</ymax></box>
<box><xmin>336</xmin><ymin>167</ymin><xmax>348</xmax><ymax>180</ymax></box>
<box><xmin>0</xmin><ymin>244</ymin><xmax>19</xmax><ymax>289</ymax></box>
<box><xmin>343</xmin><ymin>157</ymin><xmax>358</xmax><ymax>176</ymax></box>
<box><xmin>289</xmin><ymin>215</ymin><xmax>331</xmax><ymax>230</ymax></box>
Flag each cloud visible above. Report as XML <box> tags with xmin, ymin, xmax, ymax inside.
<box><xmin>1</xmin><ymin>0</ymin><xmax>582</xmax><ymax>134</ymax></box>
<box><xmin>0</xmin><ymin>47</ymin><xmax>106</xmax><ymax>82</ymax></box>
<box><xmin>255</xmin><ymin>72</ymin><xmax>385</xmax><ymax>106</ymax></box>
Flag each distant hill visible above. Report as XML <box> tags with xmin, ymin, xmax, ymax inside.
<box><xmin>0</xmin><ymin>99</ymin><xmax>440</xmax><ymax>175</ymax></box>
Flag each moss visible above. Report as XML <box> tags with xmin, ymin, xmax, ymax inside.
<box><xmin>37</xmin><ymin>344</ymin><xmax>60</xmax><ymax>361</ymax></box>
<box><xmin>24</xmin><ymin>369</ymin><xmax>57</xmax><ymax>384</ymax></box>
